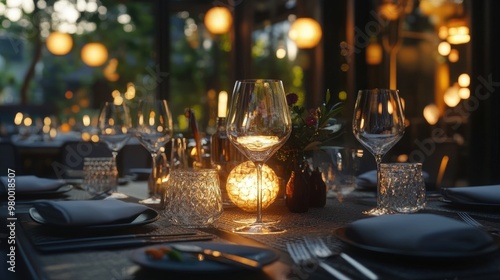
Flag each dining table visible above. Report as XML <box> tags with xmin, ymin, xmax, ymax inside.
<box><xmin>2</xmin><ymin>177</ymin><xmax>500</xmax><ymax>280</ymax></box>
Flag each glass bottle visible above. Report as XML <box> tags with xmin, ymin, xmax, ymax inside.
<box><xmin>211</xmin><ymin>117</ymin><xmax>243</xmax><ymax>200</ymax></box>
<box><xmin>309</xmin><ymin>167</ymin><xmax>326</xmax><ymax>207</ymax></box>
<box><xmin>285</xmin><ymin>151</ymin><xmax>310</xmax><ymax>213</ymax></box>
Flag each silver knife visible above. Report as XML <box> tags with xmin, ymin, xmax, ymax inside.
<box><xmin>172</xmin><ymin>244</ymin><xmax>261</xmax><ymax>270</ymax></box>
<box><xmin>38</xmin><ymin>234</ymin><xmax>215</xmax><ymax>253</ymax></box>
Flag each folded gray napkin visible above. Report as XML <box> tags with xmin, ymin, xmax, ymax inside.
<box><xmin>33</xmin><ymin>200</ymin><xmax>152</xmax><ymax>226</ymax></box>
<box><xmin>0</xmin><ymin>175</ymin><xmax>65</xmax><ymax>194</ymax></box>
<box><xmin>356</xmin><ymin>170</ymin><xmax>430</xmax><ymax>189</ymax></box>
<box><xmin>441</xmin><ymin>185</ymin><xmax>500</xmax><ymax>205</ymax></box>
<box><xmin>345</xmin><ymin>214</ymin><xmax>495</xmax><ymax>253</ymax></box>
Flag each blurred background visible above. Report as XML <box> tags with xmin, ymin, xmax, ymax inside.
<box><xmin>0</xmin><ymin>0</ymin><xmax>498</xmax><ymax>186</ymax></box>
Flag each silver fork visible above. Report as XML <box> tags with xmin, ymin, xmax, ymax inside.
<box><xmin>457</xmin><ymin>212</ymin><xmax>500</xmax><ymax>237</ymax></box>
<box><xmin>304</xmin><ymin>236</ymin><xmax>379</xmax><ymax>280</ymax></box>
<box><xmin>286</xmin><ymin>241</ymin><xmax>351</xmax><ymax>280</ymax></box>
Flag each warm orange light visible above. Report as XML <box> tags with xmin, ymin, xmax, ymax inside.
<box><xmin>204</xmin><ymin>7</ymin><xmax>233</xmax><ymax>34</ymax></box>
<box><xmin>103</xmin><ymin>58</ymin><xmax>120</xmax><ymax>81</ymax></box>
<box><xmin>444</xmin><ymin>85</ymin><xmax>461</xmax><ymax>107</ymax></box>
<box><xmin>366</xmin><ymin>40</ymin><xmax>383</xmax><ymax>65</ymax></box>
<box><xmin>448</xmin><ymin>49</ymin><xmax>459</xmax><ymax>62</ymax></box>
<box><xmin>447</xmin><ymin>19</ymin><xmax>470</xmax><ymax>45</ymax></box>
<box><xmin>458</xmin><ymin>73</ymin><xmax>470</xmax><ymax>87</ymax></box>
<box><xmin>64</xmin><ymin>91</ymin><xmax>73</xmax><ymax>99</ymax></box>
<box><xmin>438</xmin><ymin>41</ymin><xmax>451</xmax><ymax>56</ymax></box>
<box><xmin>46</xmin><ymin>32</ymin><xmax>73</xmax><ymax>55</ymax></box>
<box><xmin>226</xmin><ymin>161</ymin><xmax>280</xmax><ymax>213</ymax></box>
<box><xmin>288</xmin><ymin>18</ymin><xmax>322</xmax><ymax>49</ymax></box>
<box><xmin>423</xmin><ymin>104</ymin><xmax>440</xmax><ymax>125</ymax></box>
<box><xmin>378</xmin><ymin>3</ymin><xmax>401</xmax><ymax>20</ymax></box>
<box><xmin>81</xmin><ymin>42</ymin><xmax>108</xmax><ymax>67</ymax></box>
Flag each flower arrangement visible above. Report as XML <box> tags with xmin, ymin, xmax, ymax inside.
<box><xmin>283</xmin><ymin>90</ymin><xmax>344</xmax><ymax>152</ymax></box>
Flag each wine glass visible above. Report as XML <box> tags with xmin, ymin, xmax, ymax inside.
<box><xmin>352</xmin><ymin>89</ymin><xmax>405</xmax><ymax>216</ymax></box>
<box><xmin>98</xmin><ymin>101</ymin><xmax>132</xmax><ymax>199</ymax></box>
<box><xmin>134</xmin><ymin>99</ymin><xmax>173</xmax><ymax>204</ymax></box>
<box><xmin>226</xmin><ymin>79</ymin><xmax>292</xmax><ymax>234</ymax></box>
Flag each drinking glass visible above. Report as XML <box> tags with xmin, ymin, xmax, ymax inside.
<box><xmin>352</xmin><ymin>89</ymin><xmax>405</xmax><ymax>216</ymax></box>
<box><xmin>226</xmin><ymin>79</ymin><xmax>292</xmax><ymax>234</ymax></box>
<box><xmin>135</xmin><ymin>99</ymin><xmax>173</xmax><ymax>204</ymax></box>
<box><xmin>98</xmin><ymin>101</ymin><xmax>132</xmax><ymax>199</ymax></box>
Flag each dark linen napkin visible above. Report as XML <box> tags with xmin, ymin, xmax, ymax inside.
<box><xmin>33</xmin><ymin>200</ymin><xmax>152</xmax><ymax>226</ymax></box>
<box><xmin>356</xmin><ymin>170</ymin><xmax>430</xmax><ymax>189</ymax></box>
<box><xmin>345</xmin><ymin>214</ymin><xmax>495</xmax><ymax>253</ymax></box>
<box><xmin>441</xmin><ymin>185</ymin><xmax>500</xmax><ymax>205</ymax></box>
<box><xmin>0</xmin><ymin>175</ymin><xmax>65</xmax><ymax>194</ymax></box>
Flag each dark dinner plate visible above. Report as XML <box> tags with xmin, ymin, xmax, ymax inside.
<box><xmin>334</xmin><ymin>227</ymin><xmax>499</xmax><ymax>259</ymax></box>
<box><xmin>130</xmin><ymin>242</ymin><xmax>278</xmax><ymax>273</ymax></box>
<box><xmin>440</xmin><ymin>198</ymin><xmax>500</xmax><ymax>208</ymax></box>
<box><xmin>29</xmin><ymin>207</ymin><xmax>159</xmax><ymax>229</ymax></box>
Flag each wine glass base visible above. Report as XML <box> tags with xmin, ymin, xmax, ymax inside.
<box><xmin>232</xmin><ymin>223</ymin><xmax>286</xmax><ymax>234</ymax></box>
<box><xmin>139</xmin><ymin>197</ymin><xmax>161</xmax><ymax>204</ymax></box>
<box><xmin>108</xmin><ymin>192</ymin><xmax>128</xmax><ymax>199</ymax></box>
<box><xmin>362</xmin><ymin>207</ymin><xmax>396</xmax><ymax>216</ymax></box>
<box><xmin>233</xmin><ymin>218</ymin><xmax>279</xmax><ymax>224</ymax></box>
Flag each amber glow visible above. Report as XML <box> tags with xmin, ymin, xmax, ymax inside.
<box><xmin>438</xmin><ymin>41</ymin><xmax>451</xmax><ymax>56</ymax></box>
<box><xmin>366</xmin><ymin>41</ymin><xmax>383</xmax><ymax>65</ymax></box>
<box><xmin>288</xmin><ymin>18</ymin><xmax>322</xmax><ymax>49</ymax></box>
<box><xmin>65</xmin><ymin>91</ymin><xmax>73</xmax><ymax>99</ymax></box>
<box><xmin>458</xmin><ymin>73</ymin><xmax>470</xmax><ymax>87</ymax></box>
<box><xmin>81</xmin><ymin>42</ymin><xmax>108</xmax><ymax>67</ymax></box>
<box><xmin>204</xmin><ymin>7</ymin><xmax>233</xmax><ymax>34</ymax></box>
<box><xmin>447</xmin><ymin>19</ymin><xmax>470</xmax><ymax>45</ymax></box>
<box><xmin>46</xmin><ymin>32</ymin><xmax>73</xmax><ymax>55</ymax></box>
<box><xmin>236</xmin><ymin>136</ymin><xmax>280</xmax><ymax>152</ymax></box>
<box><xmin>217</xmin><ymin>91</ymin><xmax>228</xmax><ymax>118</ymax></box>
<box><xmin>226</xmin><ymin>161</ymin><xmax>280</xmax><ymax>212</ymax></box>
<box><xmin>423</xmin><ymin>104</ymin><xmax>440</xmax><ymax>125</ymax></box>
<box><xmin>14</xmin><ymin>112</ymin><xmax>23</xmax><ymax>125</ymax></box>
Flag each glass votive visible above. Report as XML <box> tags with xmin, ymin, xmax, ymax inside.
<box><xmin>379</xmin><ymin>163</ymin><xmax>426</xmax><ymax>213</ymax></box>
<box><xmin>82</xmin><ymin>157</ymin><xmax>114</xmax><ymax>196</ymax></box>
<box><xmin>163</xmin><ymin>168</ymin><xmax>223</xmax><ymax>227</ymax></box>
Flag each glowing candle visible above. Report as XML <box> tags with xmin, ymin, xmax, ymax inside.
<box><xmin>217</xmin><ymin>91</ymin><xmax>228</xmax><ymax>118</ymax></box>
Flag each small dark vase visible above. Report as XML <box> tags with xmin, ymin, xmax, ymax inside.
<box><xmin>285</xmin><ymin>151</ymin><xmax>310</xmax><ymax>213</ymax></box>
<box><xmin>309</xmin><ymin>168</ymin><xmax>326</xmax><ymax>207</ymax></box>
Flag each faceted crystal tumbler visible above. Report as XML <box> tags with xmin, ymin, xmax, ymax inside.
<box><xmin>163</xmin><ymin>168</ymin><xmax>223</xmax><ymax>227</ymax></box>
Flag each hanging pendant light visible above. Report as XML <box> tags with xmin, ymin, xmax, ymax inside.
<box><xmin>204</xmin><ymin>6</ymin><xmax>233</xmax><ymax>34</ymax></box>
<box><xmin>81</xmin><ymin>42</ymin><xmax>108</xmax><ymax>67</ymax></box>
<box><xmin>46</xmin><ymin>32</ymin><xmax>73</xmax><ymax>56</ymax></box>
<box><xmin>288</xmin><ymin>17</ymin><xmax>322</xmax><ymax>49</ymax></box>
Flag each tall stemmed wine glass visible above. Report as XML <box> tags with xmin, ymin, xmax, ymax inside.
<box><xmin>135</xmin><ymin>99</ymin><xmax>173</xmax><ymax>204</ymax></box>
<box><xmin>352</xmin><ymin>89</ymin><xmax>405</xmax><ymax>216</ymax></box>
<box><xmin>98</xmin><ymin>101</ymin><xmax>132</xmax><ymax>199</ymax></box>
<box><xmin>226</xmin><ymin>79</ymin><xmax>292</xmax><ymax>234</ymax></box>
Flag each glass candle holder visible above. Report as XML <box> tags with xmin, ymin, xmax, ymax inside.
<box><xmin>82</xmin><ymin>157</ymin><xmax>114</xmax><ymax>196</ymax></box>
<box><xmin>379</xmin><ymin>162</ymin><xmax>426</xmax><ymax>213</ymax></box>
<box><xmin>163</xmin><ymin>168</ymin><xmax>223</xmax><ymax>227</ymax></box>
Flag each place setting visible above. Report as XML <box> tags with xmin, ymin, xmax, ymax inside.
<box><xmin>440</xmin><ymin>185</ymin><xmax>500</xmax><ymax>208</ymax></box>
<box><xmin>0</xmin><ymin>175</ymin><xmax>73</xmax><ymax>198</ymax></box>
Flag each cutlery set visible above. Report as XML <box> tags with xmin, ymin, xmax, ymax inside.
<box><xmin>35</xmin><ymin>232</ymin><xmax>215</xmax><ymax>253</ymax></box>
<box><xmin>287</xmin><ymin>236</ymin><xmax>378</xmax><ymax>280</ymax></box>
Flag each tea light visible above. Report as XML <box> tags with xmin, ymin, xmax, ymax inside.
<box><xmin>226</xmin><ymin>161</ymin><xmax>280</xmax><ymax>212</ymax></box>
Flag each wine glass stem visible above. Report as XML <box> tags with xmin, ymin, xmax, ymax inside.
<box><xmin>111</xmin><ymin>151</ymin><xmax>119</xmax><ymax>193</ymax></box>
<box><xmin>255</xmin><ymin>162</ymin><xmax>263</xmax><ymax>224</ymax></box>
<box><xmin>150</xmin><ymin>152</ymin><xmax>158</xmax><ymax>197</ymax></box>
<box><xmin>375</xmin><ymin>154</ymin><xmax>383</xmax><ymax>208</ymax></box>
